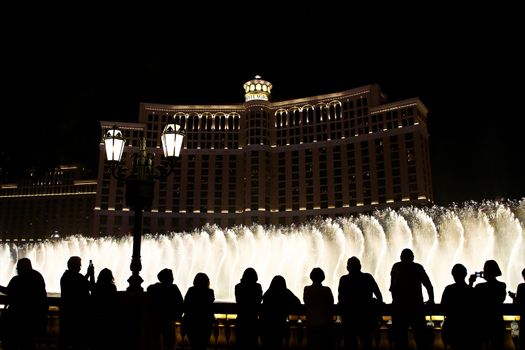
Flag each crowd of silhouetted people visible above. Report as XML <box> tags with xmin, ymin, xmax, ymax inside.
<box><xmin>1</xmin><ymin>248</ymin><xmax>524</xmax><ymax>350</ymax></box>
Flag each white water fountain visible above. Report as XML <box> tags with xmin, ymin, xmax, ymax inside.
<box><xmin>1</xmin><ymin>200</ymin><xmax>524</xmax><ymax>303</ymax></box>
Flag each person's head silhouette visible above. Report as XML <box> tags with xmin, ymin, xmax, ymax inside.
<box><xmin>268</xmin><ymin>275</ymin><xmax>287</xmax><ymax>292</ymax></box>
<box><xmin>483</xmin><ymin>260</ymin><xmax>502</xmax><ymax>279</ymax></box>
<box><xmin>67</xmin><ymin>256</ymin><xmax>82</xmax><ymax>273</ymax></box>
<box><xmin>310</xmin><ymin>267</ymin><xmax>325</xmax><ymax>284</ymax></box>
<box><xmin>158</xmin><ymin>268</ymin><xmax>174</xmax><ymax>284</ymax></box>
<box><xmin>241</xmin><ymin>267</ymin><xmax>258</xmax><ymax>284</ymax></box>
<box><xmin>97</xmin><ymin>268</ymin><xmax>114</xmax><ymax>285</ymax></box>
<box><xmin>451</xmin><ymin>263</ymin><xmax>467</xmax><ymax>283</ymax></box>
<box><xmin>193</xmin><ymin>272</ymin><xmax>210</xmax><ymax>289</ymax></box>
<box><xmin>16</xmin><ymin>258</ymin><xmax>33</xmax><ymax>275</ymax></box>
<box><xmin>400</xmin><ymin>248</ymin><xmax>414</xmax><ymax>262</ymax></box>
<box><xmin>347</xmin><ymin>256</ymin><xmax>361</xmax><ymax>274</ymax></box>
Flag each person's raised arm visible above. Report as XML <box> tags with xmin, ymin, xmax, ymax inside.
<box><xmin>86</xmin><ymin>261</ymin><xmax>95</xmax><ymax>291</ymax></box>
<box><xmin>468</xmin><ymin>273</ymin><xmax>477</xmax><ymax>287</ymax></box>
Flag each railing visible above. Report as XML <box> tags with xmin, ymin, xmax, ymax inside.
<box><xmin>0</xmin><ymin>294</ymin><xmax>521</xmax><ymax>350</ymax></box>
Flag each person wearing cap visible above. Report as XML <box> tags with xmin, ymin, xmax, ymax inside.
<box><xmin>468</xmin><ymin>259</ymin><xmax>506</xmax><ymax>350</ymax></box>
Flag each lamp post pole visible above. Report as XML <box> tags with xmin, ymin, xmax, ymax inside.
<box><xmin>125</xmin><ymin>139</ymin><xmax>155</xmax><ymax>292</ymax></box>
<box><xmin>103</xmin><ymin>123</ymin><xmax>184</xmax><ymax>292</ymax></box>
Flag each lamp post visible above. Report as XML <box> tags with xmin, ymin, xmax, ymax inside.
<box><xmin>103</xmin><ymin>122</ymin><xmax>184</xmax><ymax>292</ymax></box>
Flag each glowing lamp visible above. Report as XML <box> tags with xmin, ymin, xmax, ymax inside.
<box><xmin>104</xmin><ymin>126</ymin><xmax>126</xmax><ymax>162</ymax></box>
<box><xmin>161</xmin><ymin>123</ymin><xmax>184</xmax><ymax>158</ymax></box>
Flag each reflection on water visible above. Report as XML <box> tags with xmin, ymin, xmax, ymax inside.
<box><xmin>1</xmin><ymin>200</ymin><xmax>524</xmax><ymax>303</ymax></box>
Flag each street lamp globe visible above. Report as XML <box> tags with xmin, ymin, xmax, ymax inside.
<box><xmin>161</xmin><ymin>123</ymin><xmax>184</xmax><ymax>158</ymax></box>
<box><xmin>103</xmin><ymin>126</ymin><xmax>126</xmax><ymax>162</ymax></box>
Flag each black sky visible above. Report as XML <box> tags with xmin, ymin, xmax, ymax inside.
<box><xmin>1</xmin><ymin>1</ymin><xmax>523</xmax><ymax>205</ymax></box>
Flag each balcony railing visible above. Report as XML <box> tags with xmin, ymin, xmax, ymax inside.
<box><xmin>0</xmin><ymin>294</ymin><xmax>521</xmax><ymax>350</ymax></box>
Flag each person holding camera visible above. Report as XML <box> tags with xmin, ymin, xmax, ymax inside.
<box><xmin>59</xmin><ymin>256</ymin><xmax>95</xmax><ymax>350</ymax></box>
<box><xmin>468</xmin><ymin>260</ymin><xmax>507</xmax><ymax>350</ymax></box>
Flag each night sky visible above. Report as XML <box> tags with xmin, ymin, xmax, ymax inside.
<box><xmin>1</xmin><ymin>2</ymin><xmax>523</xmax><ymax>205</ymax></box>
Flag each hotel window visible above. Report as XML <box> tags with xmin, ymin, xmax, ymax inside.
<box><xmin>302</xmin><ymin>110</ymin><xmax>308</xmax><ymax>125</ymax></box>
<box><xmin>320</xmin><ymin>186</ymin><xmax>328</xmax><ymax>209</ymax></box>
<box><xmin>315</xmin><ymin>107</ymin><xmax>322</xmax><ymax>123</ymax></box>
<box><xmin>186</xmin><ymin>191</ymin><xmax>194</xmax><ymax>210</ymax></box>
<box><xmin>306</xmin><ymin>192</ymin><xmax>314</xmax><ymax>209</ymax></box>
<box><xmin>292</xmin><ymin>188</ymin><xmax>299</xmax><ymax>211</ymax></box>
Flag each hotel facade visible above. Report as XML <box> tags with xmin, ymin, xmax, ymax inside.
<box><xmin>94</xmin><ymin>78</ymin><xmax>432</xmax><ymax>235</ymax></box>
<box><xmin>0</xmin><ymin>165</ymin><xmax>97</xmax><ymax>239</ymax></box>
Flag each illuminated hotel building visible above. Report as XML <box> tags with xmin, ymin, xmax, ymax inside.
<box><xmin>95</xmin><ymin>77</ymin><xmax>432</xmax><ymax>235</ymax></box>
<box><xmin>0</xmin><ymin>165</ymin><xmax>97</xmax><ymax>239</ymax></box>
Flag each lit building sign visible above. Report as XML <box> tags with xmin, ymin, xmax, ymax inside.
<box><xmin>245</xmin><ymin>93</ymin><xmax>269</xmax><ymax>101</ymax></box>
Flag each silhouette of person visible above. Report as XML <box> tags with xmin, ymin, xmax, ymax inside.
<box><xmin>440</xmin><ymin>263</ymin><xmax>475</xmax><ymax>350</ymax></box>
<box><xmin>260</xmin><ymin>275</ymin><xmax>301</xmax><ymax>350</ymax></box>
<box><xmin>389</xmin><ymin>248</ymin><xmax>434</xmax><ymax>350</ymax></box>
<box><xmin>234</xmin><ymin>267</ymin><xmax>263</xmax><ymax>350</ymax></box>
<box><xmin>147</xmin><ymin>268</ymin><xmax>183</xmax><ymax>350</ymax></box>
<box><xmin>59</xmin><ymin>256</ymin><xmax>95</xmax><ymax>350</ymax></box>
<box><xmin>182</xmin><ymin>272</ymin><xmax>215</xmax><ymax>350</ymax></box>
<box><xmin>304</xmin><ymin>267</ymin><xmax>335</xmax><ymax>350</ymax></box>
<box><xmin>509</xmin><ymin>267</ymin><xmax>525</xmax><ymax>350</ymax></box>
<box><xmin>338</xmin><ymin>257</ymin><xmax>383</xmax><ymax>350</ymax></box>
<box><xmin>89</xmin><ymin>268</ymin><xmax>118</xmax><ymax>350</ymax></box>
<box><xmin>0</xmin><ymin>258</ymin><xmax>47</xmax><ymax>350</ymax></box>
<box><xmin>468</xmin><ymin>259</ymin><xmax>506</xmax><ymax>350</ymax></box>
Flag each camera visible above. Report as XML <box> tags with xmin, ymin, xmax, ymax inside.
<box><xmin>474</xmin><ymin>271</ymin><xmax>483</xmax><ymax>278</ymax></box>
